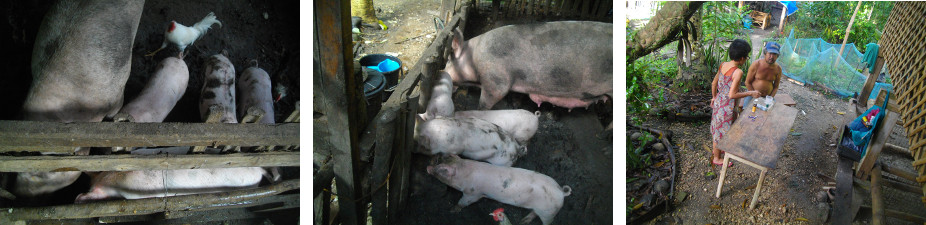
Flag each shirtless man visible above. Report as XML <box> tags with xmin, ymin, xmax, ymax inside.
<box><xmin>744</xmin><ymin>42</ymin><xmax>783</xmax><ymax>104</ymax></box>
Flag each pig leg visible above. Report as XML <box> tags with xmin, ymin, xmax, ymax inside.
<box><xmin>451</xmin><ymin>192</ymin><xmax>483</xmax><ymax>212</ymax></box>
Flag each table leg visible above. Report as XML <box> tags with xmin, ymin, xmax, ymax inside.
<box><xmin>715</xmin><ymin>154</ymin><xmax>731</xmax><ymax>198</ymax></box>
<box><xmin>750</xmin><ymin>168</ymin><xmax>768</xmax><ymax>210</ymax></box>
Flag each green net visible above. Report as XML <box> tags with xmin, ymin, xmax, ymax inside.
<box><xmin>777</xmin><ymin>29</ymin><xmax>869</xmax><ymax>97</ymax></box>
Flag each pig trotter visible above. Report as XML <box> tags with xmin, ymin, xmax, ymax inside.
<box><xmin>450</xmin><ymin>205</ymin><xmax>463</xmax><ymax>213</ymax></box>
<box><xmin>562</xmin><ymin>185</ymin><xmax>572</xmax><ymax>196</ymax></box>
<box><xmin>520</xmin><ymin>212</ymin><xmax>538</xmax><ymax>225</ymax></box>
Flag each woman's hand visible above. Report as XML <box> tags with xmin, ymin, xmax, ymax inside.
<box><xmin>710</xmin><ymin>98</ymin><xmax>715</xmax><ymax>107</ymax></box>
<box><xmin>749</xmin><ymin>91</ymin><xmax>761</xmax><ymax>98</ymax></box>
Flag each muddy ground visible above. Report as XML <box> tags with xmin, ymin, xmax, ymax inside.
<box><xmin>1</xmin><ymin>0</ymin><xmax>300</xmax><ymax>223</ymax></box>
<box><xmin>349</xmin><ymin>2</ymin><xmax>614</xmax><ymax>224</ymax></box>
<box><xmin>636</xmin><ymin>28</ymin><xmax>926</xmax><ymax>224</ymax></box>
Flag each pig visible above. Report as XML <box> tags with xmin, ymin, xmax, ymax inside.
<box><xmin>75</xmin><ymin>167</ymin><xmax>278</xmax><ymax>203</ymax></box>
<box><xmin>443</xmin><ymin>21</ymin><xmax>613</xmax><ymax>110</ymax></box>
<box><xmin>453</xmin><ymin>109</ymin><xmax>540</xmax><ymax>146</ymax></box>
<box><xmin>199</xmin><ymin>53</ymin><xmax>237</xmax><ymax>123</ymax></box>
<box><xmin>15</xmin><ymin>0</ymin><xmax>145</xmax><ymax>197</ymax></box>
<box><xmin>427</xmin><ymin>154</ymin><xmax>572</xmax><ymax>225</ymax></box>
<box><xmin>118</xmin><ymin>56</ymin><xmax>189</xmax><ymax>122</ymax></box>
<box><xmin>418</xmin><ymin>71</ymin><xmax>455</xmax><ymax>121</ymax></box>
<box><xmin>237</xmin><ymin>66</ymin><xmax>275</xmax><ymax>124</ymax></box>
<box><xmin>415</xmin><ymin>116</ymin><xmax>526</xmax><ymax>166</ymax></box>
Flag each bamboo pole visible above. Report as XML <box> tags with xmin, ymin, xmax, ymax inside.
<box><xmin>836</xmin><ymin>1</ymin><xmax>863</xmax><ymax>67</ymax></box>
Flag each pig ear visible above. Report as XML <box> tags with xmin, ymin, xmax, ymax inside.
<box><xmin>437</xmin><ymin>166</ymin><xmax>454</xmax><ymax>178</ymax></box>
<box><xmin>451</xmin><ymin>28</ymin><xmax>464</xmax><ymax>58</ymax></box>
<box><xmin>416</xmin><ymin>113</ymin><xmax>427</xmax><ymax>122</ymax></box>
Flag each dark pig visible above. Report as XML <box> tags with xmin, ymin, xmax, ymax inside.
<box><xmin>15</xmin><ymin>0</ymin><xmax>145</xmax><ymax>197</ymax></box>
<box><xmin>415</xmin><ymin>116</ymin><xmax>525</xmax><ymax>166</ymax></box>
<box><xmin>427</xmin><ymin>154</ymin><xmax>572</xmax><ymax>225</ymax></box>
<box><xmin>237</xmin><ymin>66</ymin><xmax>275</xmax><ymax>124</ymax></box>
<box><xmin>419</xmin><ymin>72</ymin><xmax>455</xmax><ymax>121</ymax></box>
<box><xmin>452</xmin><ymin>109</ymin><xmax>539</xmax><ymax>146</ymax></box>
<box><xmin>118</xmin><ymin>56</ymin><xmax>189</xmax><ymax>122</ymax></box>
<box><xmin>443</xmin><ymin>21</ymin><xmax>613</xmax><ymax>110</ymax></box>
<box><xmin>199</xmin><ymin>53</ymin><xmax>237</xmax><ymax>123</ymax></box>
<box><xmin>75</xmin><ymin>167</ymin><xmax>277</xmax><ymax>203</ymax></box>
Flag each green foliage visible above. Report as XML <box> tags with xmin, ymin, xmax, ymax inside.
<box><xmin>627</xmin><ymin>53</ymin><xmax>677</xmax><ymax>122</ymax></box>
<box><xmin>786</xmin><ymin>1</ymin><xmax>893</xmax><ymax>52</ymax></box>
<box><xmin>701</xmin><ymin>2</ymin><xmax>751</xmax><ymax>43</ymax></box>
<box><xmin>627</xmin><ymin>133</ymin><xmax>656</xmax><ymax>170</ymax></box>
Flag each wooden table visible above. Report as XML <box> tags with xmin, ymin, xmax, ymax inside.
<box><xmin>715</xmin><ymin>100</ymin><xmax>799</xmax><ymax>209</ymax></box>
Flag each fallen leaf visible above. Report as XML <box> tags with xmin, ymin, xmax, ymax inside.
<box><xmin>745</xmin><ymin>184</ymin><xmax>756</xmax><ymax>190</ymax></box>
<box><xmin>790</xmin><ymin>132</ymin><xmax>802</xmax><ymax>136</ymax></box>
<box><xmin>633</xmin><ymin>202</ymin><xmax>644</xmax><ymax>210</ymax></box>
<box><xmin>709</xmin><ymin>205</ymin><xmax>721</xmax><ymax>210</ymax></box>
<box><xmin>742</xmin><ymin>199</ymin><xmax>748</xmax><ymax>209</ymax></box>
<box><xmin>837</xmin><ymin>111</ymin><xmax>845</xmax><ymax>115</ymax></box>
<box><xmin>796</xmin><ymin>217</ymin><xmax>809</xmax><ymax>222</ymax></box>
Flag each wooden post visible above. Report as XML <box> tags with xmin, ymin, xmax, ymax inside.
<box><xmin>837</xmin><ymin>1</ymin><xmax>863</xmax><ymax>67</ymax></box>
<box><xmin>871</xmin><ymin>165</ymin><xmax>884</xmax><ymax>225</ymax></box>
<box><xmin>314</xmin><ymin>0</ymin><xmax>364</xmax><ymax>224</ymax></box>
<box><xmin>778</xmin><ymin>2</ymin><xmax>787</xmax><ymax>34</ymax></box>
<box><xmin>0</xmin><ymin>152</ymin><xmax>299</xmax><ymax>172</ymax></box>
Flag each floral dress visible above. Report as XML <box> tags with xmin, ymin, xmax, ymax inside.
<box><xmin>711</xmin><ymin>63</ymin><xmax>739</xmax><ymax>145</ymax></box>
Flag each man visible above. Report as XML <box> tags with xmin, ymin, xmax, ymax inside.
<box><xmin>743</xmin><ymin>42</ymin><xmax>783</xmax><ymax>105</ymax></box>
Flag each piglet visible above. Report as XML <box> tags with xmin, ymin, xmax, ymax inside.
<box><xmin>199</xmin><ymin>53</ymin><xmax>237</xmax><ymax>123</ymax></box>
<box><xmin>453</xmin><ymin>109</ymin><xmax>540</xmax><ymax>146</ymax></box>
<box><xmin>75</xmin><ymin>167</ymin><xmax>278</xmax><ymax>203</ymax></box>
<box><xmin>418</xmin><ymin>72</ymin><xmax>455</xmax><ymax>121</ymax></box>
<box><xmin>427</xmin><ymin>154</ymin><xmax>571</xmax><ymax>225</ymax></box>
<box><xmin>118</xmin><ymin>56</ymin><xmax>189</xmax><ymax>122</ymax></box>
<box><xmin>415</xmin><ymin>116</ymin><xmax>525</xmax><ymax>166</ymax></box>
<box><xmin>237</xmin><ymin>65</ymin><xmax>275</xmax><ymax>124</ymax></box>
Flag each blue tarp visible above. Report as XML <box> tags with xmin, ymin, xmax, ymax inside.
<box><xmin>779</xmin><ymin>1</ymin><xmax>799</xmax><ymax>16</ymax></box>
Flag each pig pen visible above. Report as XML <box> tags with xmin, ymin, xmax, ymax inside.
<box><xmin>324</xmin><ymin>1</ymin><xmax>613</xmax><ymax>224</ymax></box>
<box><xmin>0</xmin><ymin>0</ymin><xmax>300</xmax><ymax>224</ymax></box>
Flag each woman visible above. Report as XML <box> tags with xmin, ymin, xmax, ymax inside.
<box><xmin>710</xmin><ymin>39</ymin><xmax>760</xmax><ymax>166</ymax></box>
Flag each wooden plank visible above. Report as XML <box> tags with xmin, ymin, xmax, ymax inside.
<box><xmin>0</xmin><ymin>120</ymin><xmax>298</xmax><ymax>149</ymax></box>
<box><xmin>832</xmin><ymin>155</ymin><xmax>855</xmax><ymax>224</ymax></box>
<box><xmin>0</xmin><ymin>152</ymin><xmax>299</xmax><ymax>172</ymax></box>
<box><xmin>370</xmin><ymin>104</ymin><xmax>399</xmax><ymax>225</ymax></box>
<box><xmin>859</xmin><ymin>205</ymin><xmax>926</xmax><ymax>224</ymax></box>
<box><xmin>97</xmin><ymin>193</ymin><xmax>298</xmax><ymax>223</ymax></box>
<box><xmin>0</xmin><ymin>179</ymin><xmax>298</xmax><ymax>222</ymax></box>
<box><xmin>856</xmin><ymin>109</ymin><xmax>900</xmax><ymax>178</ymax></box>
<box><xmin>314</xmin><ymin>0</ymin><xmax>364</xmax><ymax>224</ymax></box>
<box><xmin>775</xmin><ymin>93</ymin><xmax>796</xmax><ymax>106</ymax></box>
<box><xmin>874</xmin><ymin>89</ymin><xmax>901</xmax><ymax>113</ymax></box>
<box><xmin>882</xmin><ymin>163</ymin><xmax>919</xmax><ymax>182</ymax></box>
<box><xmin>858</xmin><ymin>66</ymin><xmax>881</xmax><ymax>108</ymax></box>
<box><xmin>718</xmin><ymin>101</ymin><xmax>799</xmax><ymax>168</ymax></box>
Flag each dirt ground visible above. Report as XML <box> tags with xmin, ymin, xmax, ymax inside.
<box><xmin>636</xmin><ymin>28</ymin><xmax>926</xmax><ymax>224</ymax></box>
<box><xmin>0</xmin><ymin>0</ymin><xmax>300</xmax><ymax>223</ymax></box>
<box><xmin>352</xmin><ymin>1</ymin><xmax>613</xmax><ymax>224</ymax></box>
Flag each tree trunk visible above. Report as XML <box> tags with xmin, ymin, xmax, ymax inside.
<box><xmin>627</xmin><ymin>1</ymin><xmax>705</xmax><ymax>63</ymax></box>
<box><xmin>351</xmin><ymin>0</ymin><xmax>378</xmax><ymax>24</ymax></box>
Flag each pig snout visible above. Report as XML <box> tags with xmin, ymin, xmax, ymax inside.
<box><xmin>199</xmin><ymin>54</ymin><xmax>237</xmax><ymax>123</ymax></box>
<box><xmin>237</xmin><ymin>66</ymin><xmax>275</xmax><ymax>124</ymax></box>
<box><xmin>118</xmin><ymin>57</ymin><xmax>189</xmax><ymax>123</ymax></box>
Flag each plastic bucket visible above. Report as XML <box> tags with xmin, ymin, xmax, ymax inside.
<box><xmin>360</xmin><ymin>54</ymin><xmax>402</xmax><ymax>100</ymax></box>
<box><xmin>363</xmin><ymin>68</ymin><xmax>386</xmax><ymax>122</ymax></box>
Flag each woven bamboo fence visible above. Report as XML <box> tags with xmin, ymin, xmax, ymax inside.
<box><xmin>877</xmin><ymin>1</ymin><xmax>926</xmax><ymax>206</ymax></box>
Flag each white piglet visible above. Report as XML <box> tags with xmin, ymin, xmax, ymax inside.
<box><xmin>415</xmin><ymin>116</ymin><xmax>525</xmax><ymax>166</ymax></box>
<box><xmin>418</xmin><ymin>72</ymin><xmax>455</xmax><ymax>121</ymax></box>
<box><xmin>75</xmin><ymin>167</ymin><xmax>276</xmax><ymax>203</ymax></box>
<box><xmin>427</xmin><ymin>154</ymin><xmax>571</xmax><ymax>225</ymax></box>
<box><xmin>199</xmin><ymin>53</ymin><xmax>237</xmax><ymax>123</ymax></box>
<box><xmin>237</xmin><ymin>65</ymin><xmax>274</xmax><ymax>124</ymax></box>
<box><xmin>453</xmin><ymin>109</ymin><xmax>540</xmax><ymax>146</ymax></box>
<box><xmin>118</xmin><ymin>56</ymin><xmax>189</xmax><ymax>122</ymax></box>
